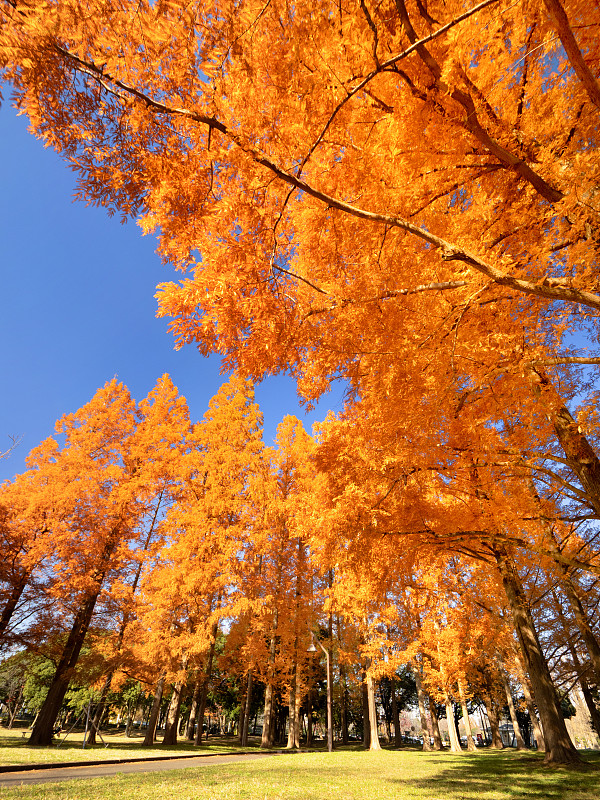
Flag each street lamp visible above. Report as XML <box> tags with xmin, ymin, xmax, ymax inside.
<box><xmin>307</xmin><ymin>634</ymin><xmax>333</xmax><ymax>752</ymax></box>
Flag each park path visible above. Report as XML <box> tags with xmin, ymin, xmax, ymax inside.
<box><xmin>0</xmin><ymin>751</ymin><xmax>282</xmax><ymax>787</ymax></box>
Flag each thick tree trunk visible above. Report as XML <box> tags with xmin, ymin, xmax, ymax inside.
<box><xmin>366</xmin><ymin>670</ymin><xmax>381</xmax><ymax>750</ymax></box>
<box><xmin>28</xmin><ymin>592</ymin><xmax>100</xmax><ymax>746</ymax></box>
<box><xmin>143</xmin><ymin>673</ymin><xmax>166</xmax><ymax>746</ymax></box>
<box><xmin>362</xmin><ymin>669</ymin><xmax>371</xmax><ymax>749</ymax></box>
<box><xmin>413</xmin><ymin>663</ymin><xmax>432</xmax><ymax>751</ymax></box>
<box><xmin>0</xmin><ymin>572</ymin><xmax>30</xmax><ymax>643</ymax></box>
<box><xmin>445</xmin><ymin>697</ymin><xmax>462</xmax><ymax>753</ymax></box>
<box><xmin>186</xmin><ymin>678</ymin><xmax>202</xmax><ymax>741</ymax></box>
<box><xmin>429</xmin><ymin>697</ymin><xmax>443</xmax><ymax>750</ymax></box>
<box><xmin>162</xmin><ymin>675</ymin><xmax>186</xmax><ymax>745</ymax></box>
<box><xmin>531</xmin><ymin>369</ymin><xmax>600</xmax><ymax>518</ymax></box>
<box><xmin>483</xmin><ymin>693</ymin><xmax>504</xmax><ymax>749</ymax></box>
<box><xmin>493</xmin><ymin>543</ymin><xmax>580</xmax><ymax>764</ymax></box>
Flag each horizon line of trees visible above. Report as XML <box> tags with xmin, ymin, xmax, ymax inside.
<box><xmin>0</xmin><ymin>373</ymin><xmax>598</xmax><ymax>760</ymax></box>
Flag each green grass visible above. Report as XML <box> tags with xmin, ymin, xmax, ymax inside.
<box><xmin>0</xmin><ymin>727</ymin><xmax>241</xmax><ymax>765</ymax></box>
<box><xmin>1</xmin><ymin>748</ymin><xmax>599</xmax><ymax>800</ymax></box>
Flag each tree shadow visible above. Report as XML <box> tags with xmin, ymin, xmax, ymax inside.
<box><xmin>386</xmin><ymin>750</ymin><xmax>600</xmax><ymax>799</ymax></box>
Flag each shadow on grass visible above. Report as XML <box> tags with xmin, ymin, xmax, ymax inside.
<box><xmin>387</xmin><ymin>750</ymin><xmax>600</xmax><ymax>799</ymax></box>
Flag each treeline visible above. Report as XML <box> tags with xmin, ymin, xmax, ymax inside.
<box><xmin>0</xmin><ymin>373</ymin><xmax>599</xmax><ymax>764</ymax></box>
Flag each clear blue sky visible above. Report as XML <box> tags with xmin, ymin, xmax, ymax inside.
<box><xmin>0</xmin><ymin>101</ymin><xmax>341</xmax><ymax>484</ymax></box>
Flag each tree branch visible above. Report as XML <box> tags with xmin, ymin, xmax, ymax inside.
<box><xmin>543</xmin><ymin>0</ymin><xmax>600</xmax><ymax>111</ymax></box>
<box><xmin>54</xmin><ymin>46</ymin><xmax>600</xmax><ymax>313</ymax></box>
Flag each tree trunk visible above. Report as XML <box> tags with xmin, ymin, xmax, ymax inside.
<box><xmin>521</xmin><ymin>675</ymin><xmax>545</xmax><ymax>751</ymax></box>
<box><xmin>413</xmin><ymin>663</ymin><xmax>432</xmax><ymax>751</ymax></box>
<box><xmin>445</xmin><ymin>697</ymin><xmax>462</xmax><ymax>753</ymax></box>
<box><xmin>483</xmin><ymin>693</ymin><xmax>504</xmax><ymax>749</ymax></box>
<box><xmin>500</xmin><ymin>668</ymin><xmax>526</xmax><ymax>750</ymax></box>
<box><xmin>143</xmin><ymin>673</ymin><xmax>166</xmax><ymax>746</ymax></box>
<box><xmin>429</xmin><ymin>697</ymin><xmax>443</xmax><ymax>750</ymax></box>
<box><xmin>306</xmin><ymin>687</ymin><xmax>313</xmax><ymax>747</ymax></box>
<box><xmin>513</xmin><ymin>652</ymin><xmax>545</xmax><ymax>751</ymax></box>
<box><xmin>186</xmin><ymin>678</ymin><xmax>202</xmax><ymax>741</ymax></box>
<box><xmin>457</xmin><ymin>681</ymin><xmax>476</xmax><ymax>752</ymax></box>
<box><xmin>240</xmin><ymin>670</ymin><xmax>253</xmax><ymax>746</ymax></box>
<box><xmin>531</xmin><ymin>368</ymin><xmax>600</xmax><ymax>518</ymax></box>
<box><xmin>0</xmin><ymin>572</ymin><xmax>30</xmax><ymax>643</ymax></box>
<box><xmin>558</xmin><ymin>572</ymin><xmax>600</xmax><ymax>685</ymax></box>
<box><xmin>339</xmin><ymin>661</ymin><xmax>349</xmax><ymax>745</ymax></box>
<box><xmin>28</xmin><ymin>591</ymin><xmax>100</xmax><ymax>746</ymax></box>
<box><xmin>493</xmin><ymin>543</ymin><xmax>580</xmax><ymax>765</ymax></box>
<box><xmin>366</xmin><ymin>670</ymin><xmax>381</xmax><ymax>750</ymax></box>
<box><xmin>565</xmin><ymin>637</ymin><xmax>600</xmax><ymax>737</ymax></box>
<box><xmin>392</xmin><ymin>677</ymin><xmax>402</xmax><ymax>747</ymax></box>
<box><xmin>261</xmin><ymin>606</ymin><xmax>278</xmax><ymax>749</ymax></box>
<box><xmin>194</xmin><ymin>619</ymin><xmax>219</xmax><ymax>746</ymax></box>
<box><xmin>362</xmin><ymin>667</ymin><xmax>370</xmax><ymax>749</ymax></box>
<box><xmin>162</xmin><ymin>676</ymin><xmax>186</xmax><ymax>745</ymax></box>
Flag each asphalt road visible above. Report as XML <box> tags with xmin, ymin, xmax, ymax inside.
<box><xmin>0</xmin><ymin>751</ymin><xmax>281</xmax><ymax>787</ymax></box>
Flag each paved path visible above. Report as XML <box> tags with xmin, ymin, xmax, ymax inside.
<box><xmin>0</xmin><ymin>751</ymin><xmax>281</xmax><ymax>787</ymax></box>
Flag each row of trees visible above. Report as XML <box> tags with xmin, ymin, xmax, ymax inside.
<box><xmin>0</xmin><ymin>374</ymin><xmax>599</xmax><ymax>763</ymax></box>
<box><xmin>2</xmin><ymin>0</ymin><xmax>600</xmax><ymax>765</ymax></box>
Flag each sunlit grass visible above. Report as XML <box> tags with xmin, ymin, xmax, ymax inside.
<box><xmin>1</xmin><ymin>748</ymin><xmax>599</xmax><ymax>800</ymax></box>
<box><xmin>0</xmin><ymin>727</ymin><xmax>242</xmax><ymax>765</ymax></box>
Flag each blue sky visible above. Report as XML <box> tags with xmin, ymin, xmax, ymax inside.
<box><xmin>0</xmin><ymin>101</ymin><xmax>341</xmax><ymax>484</ymax></box>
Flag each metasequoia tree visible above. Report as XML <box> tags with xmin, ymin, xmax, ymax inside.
<box><xmin>25</xmin><ymin>377</ymin><xmax>191</xmax><ymax>746</ymax></box>
<box><xmin>3</xmin><ymin>0</ymin><xmax>600</xmax><ymax>764</ymax></box>
<box><xmin>130</xmin><ymin>376</ymin><xmax>265</xmax><ymax>745</ymax></box>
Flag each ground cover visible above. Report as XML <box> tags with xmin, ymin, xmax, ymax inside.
<box><xmin>1</xmin><ymin>748</ymin><xmax>598</xmax><ymax>800</ymax></box>
<box><xmin>0</xmin><ymin>728</ymin><xmax>241</xmax><ymax>766</ymax></box>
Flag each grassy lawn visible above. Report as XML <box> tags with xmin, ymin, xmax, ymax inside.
<box><xmin>0</xmin><ymin>727</ymin><xmax>242</xmax><ymax>765</ymax></box>
<box><xmin>0</xmin><ymin>748</ymin><xmax>598</xmax><ymax>800</ymax></box>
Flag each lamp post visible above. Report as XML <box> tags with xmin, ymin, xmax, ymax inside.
<box><xmin>307</xmin><ymin>634</ymin><xmax>333</xmax><ymax>752</ymax></box>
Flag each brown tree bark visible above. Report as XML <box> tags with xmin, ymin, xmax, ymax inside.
<box><xmin>142</xmin><ymin>673</ymin><xmax>166</xmax><ymax>747</ymax></box>
<box><xmin>261</xmin><ymin>605</ymin><xmax>278</xmax><ymax>749</ymax></box>
<box><xmin>362</xmin><ymin>669</ymin><xmax>371</xmax><ymax>749</ymax></box>
<box><xmin>413</xmin><ymin>663</ymin><xmax>432</xmax><ymax>751</ymax></box>
<box><xmin>162</xmin><ymin>675</ymin><xmax>186</xmax><ymax>745</ymax></box>
<box><xmin>185</xmin><ymin>678</ymin><xmax>202</xmax><ymax>741</ymax></box>
<box><xmin>429</xmin><ymin>696</ymin><xmax>443</xmax><ymax>750</ymax></box>
<box><xmin>518</xmin><ymin>667</ymin><xmax>545</xmax><ymax>752</ymax></box>
<box><xmin>240</xmin><ymin>670</ymin><xmax>253</xmax><ymax>746</ymax></box>
<box><xmin>531</xmin><ymin>368</ymin><xmax>600</xmax><ymax>518</ymax></box>
<box><xmin>0</xmin><ymin>571</ymin><xmax>30</xmax><ymax>643</ymax></box>
<box><xmin>483</xmin><ymin>693</ymin><xmax>504</xmax><ymax>748</ymax></box>
<box><xmin>493</xmin><ymin>543</ymin><xmax>581</xmax><ymax>764</ymax></box>
<box><xmin>28</xmin><ymin>591</ymin><xmax>100</xmax><ymax>746</ymax></box>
